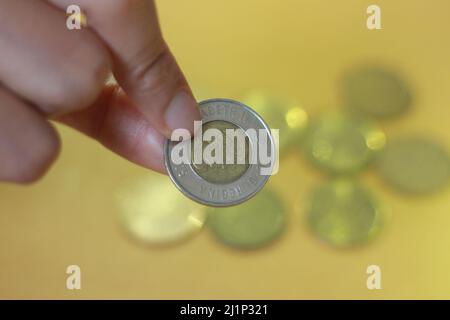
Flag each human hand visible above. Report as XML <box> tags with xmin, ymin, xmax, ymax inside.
<box><xmin>0</xmin><ymin>0</ymin><xmax>200</xmax><ymax>183</ymax></box>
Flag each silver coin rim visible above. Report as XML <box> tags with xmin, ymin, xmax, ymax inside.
<box><xmin>164</xmin><ymin>98</ymin><xmax>274</xmax><ymax>207</ymax></box>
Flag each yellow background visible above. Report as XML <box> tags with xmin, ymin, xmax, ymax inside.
<box><xmin>0</xmin><ymin>0</ymin><xmax>449</xmax><ymax>299</ymax></box>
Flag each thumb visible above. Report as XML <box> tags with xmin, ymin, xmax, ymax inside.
<box><xmin>50</xmin><ymin>0</ymin><xmax>201</xmax><ymax>137</ymax></box>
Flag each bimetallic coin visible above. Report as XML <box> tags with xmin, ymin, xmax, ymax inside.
<box><xmin>376</xmin><ymin>136</ymin><xmax>450</xmax><ymax>194</ymax></box>
<box><xmin>307</xmin><ymin>180</ymin><xmax>382</xmax><ymax>248</ymax></box>
<box><xmin>341</xmin><ymin>66</ymin><xmax>412</xmax><ymax>118</ymax></box>
<box><xmin>117</xmin><ymin>175</ymin><xmax>207</xmax><ymax>245</ymax></box>
<box><xmin>241</xmin><ymin>91</ymin><xmax>308</xmax><ymax>154</ymax></box>
<box><xmin>165</xmin><ymin>99</ymin><xmax>275</xmax><ymax>207</ymax></box>
<box><xmin>303</xmin><ymin>114</ymin><xmax>385</xmax><ymax>174</ymax></box>
<box><xmin>207</xmin><ymin>189</ymin><xmax>285</xmax><ymax>249</ymax></box>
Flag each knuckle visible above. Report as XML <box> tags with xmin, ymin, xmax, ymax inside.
<box><xmin>128</xmin><ymin>46</ymin><xmax>181</xmax><ymax>100</ymax></box>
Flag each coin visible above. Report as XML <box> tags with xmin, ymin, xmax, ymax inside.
<box><xmin>241</xmin><ymin>90</ymin><xmax>308</xmax><ymax>154</ymax></box>
<box><xmin>376</xmin><ymin>136</ymin><xmax>450</xmax><ymax>194</ymax></box>
<box><xmin>341</xmin><ymin>66</ymin><xmax>412</xmax><ymax>118</ymax></box>
<box><xmin>207</xmin><ymin>189</ymin><xmax>285</xmax><ymax>249</ymax></box>
<box><xmin>302</xmin><ymin>113</ymin><xmax>385</xmax><ymax>174</ymax></box>
<box><xmin>307</xmin><ymin>179</ymin><xmax>382</xmax><ymax>248</ymax></box>
<box><xmin>116</xmin><ymin>175</ymin><xmax>207</xmax><ymax>245</ymax></box>
<box><xmin>191</xmin><ymin>120</ymin><xmax>250</xmax><ymax>184</ymax></box>
<box><xmin>165</xmin><ymin>99</ymin><xmax>275</xmax><ymax>207</ymax></box>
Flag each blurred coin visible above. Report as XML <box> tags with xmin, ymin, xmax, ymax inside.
<box><xmin>207</xmin><ymin>189</ymin><xmax>285</xmax><ymax>249</ymax></box>
<box><xmin>241</xmin><ymin>90</ymin><xmax>308</xmax><ymax>154</ymax></box>
<box><xmin>117</xmin><ymin>175</ymin><xmax>207</xmax><ymax>245</ymax></box>
<box><xmin>165</xmin><ymin>99</ymin><xmax>275</xmax><ymax>207</ymax></box>
<box><xmin>307</xmin><ymin>179</ymin><xmax>382</xmax><ymax>247</ymax></box>
<box><xmin>341</xmin><ymin>66</ymin><xmax>412</xmax><ymax>118</ymax></box>
<box><xmin>303</xmin><ymin>114</ymin><xmax>385</xmax><ymax>174</ymax></box>
<box><xmin>376</xmin><ymin>136</ymin><xmax>450</xmax><ymax>194</ymax></box>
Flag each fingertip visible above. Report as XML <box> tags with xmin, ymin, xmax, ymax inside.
<box><xmin>163</xmin><ymin>90</ymin><xmax>201</xmax><ymax>138</ymax></box>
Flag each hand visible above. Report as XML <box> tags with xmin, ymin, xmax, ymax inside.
<box><xmin>0</xmin><ymin>0</ymin><xmax>201</xmax><ymax>183</ymax></box>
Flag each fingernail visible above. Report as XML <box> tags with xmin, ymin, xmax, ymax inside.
<box><xmin>165</xmin><ymin>91</ymin><xmax>201</xmax><ymax>138</ymax></box>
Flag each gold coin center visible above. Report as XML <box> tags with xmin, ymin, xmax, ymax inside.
<box><xmin>191</xmin><ymin>120</ymin><xmax>250</xmax><ymax>184</ymax></box>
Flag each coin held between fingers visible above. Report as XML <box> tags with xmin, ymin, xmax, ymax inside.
<box><xmin>165</xmin><ymin>98</ymin><xmax>275</xmax><ymax>207</ymax></box>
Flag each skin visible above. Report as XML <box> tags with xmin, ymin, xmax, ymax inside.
<box><xmin>0</xmin><ymin>0</ymin><xmax>201</xmax><ymax>183</ymax></box>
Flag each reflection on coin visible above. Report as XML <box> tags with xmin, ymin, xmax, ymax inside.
<box><xmin>117</xmin><ymin>175</ymin><xmax>207</xmax><ymax>245</ymax></box>
<box><xmin>207</xmin><ymin>189</ymin><xmax>285</xmax><ymax>249</ymax></box>
<box><xmin>303</xmin><ymin>114</ymin><xmax>385</xmax><ymax>174</ymax></box>
<box><xmin>241</xmin><ymin>91</ymin><xmax>308</xmax><ymax>154</ymax></box>
<box><xmin>376</xmin><ymin>136</ymin><xmax>450</xmax><ymax>194</ymax></box>
<box><xmin>341</xmin><ymin>66</ymin><xmax>412</xmax><ymax>118</ymax></box>
<box><xmin>307</xmin><ymin>180</ymin><xmax>382</xmax><ymax>248</ymax></box>
<box><xmin>165</xmin><ymin>99</ymin><xmax>275</xmax><ymax>207</ymax></box>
